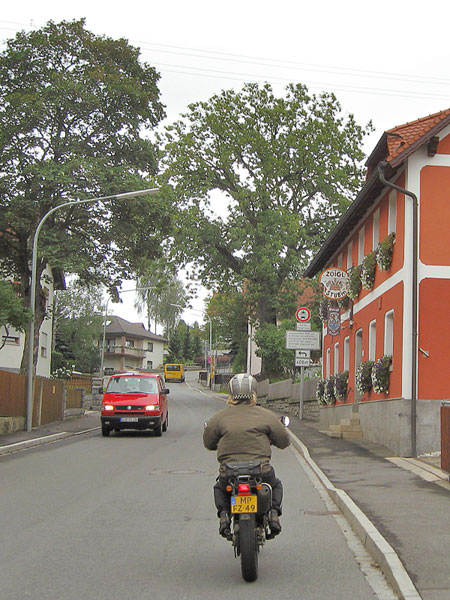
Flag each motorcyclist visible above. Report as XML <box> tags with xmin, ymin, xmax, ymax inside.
<box><xmin>203</xmin><ymin>373</ymin><xmax>290</xmax><ymax>537</ymax></box>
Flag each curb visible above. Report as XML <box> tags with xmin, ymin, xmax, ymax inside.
<box><xmin>0</xmin><ymin>427</ymin><xmax>100</xmax><ymax>456</ymax></box>
<box><xmin>288</xmin><ymin>429</ymin><xmax>422</xmax><ymax>600</ymax></box>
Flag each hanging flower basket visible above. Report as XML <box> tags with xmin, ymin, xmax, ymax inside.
<box><xmin>347</xmin><ymin>265</ymin><xmax>362</xmax><ymax>300</ymax></box>
<box><xmin>371</xmin><ymin>355</ymin><xmax>392</xmax><ymax>393</ymax></box>
<box><xmin>333</xmin><ymin>371</ymin><xmax>349</xmax><ymax>401</ymax></box>
<box><xmin>319</xmin><ymin>298</ymin><xmax>329</xmax><ymax>323</ymax></box>
<box><xmin>361</xmin><ymin>251</ymin><xmax>376</xmax><ymax>289</ymax></box>
<box><xmin>376</xmin><ymin>233</ymin><xmax>396</xmax><ymax>271</ymax></box>
<box><xmin>323</xmin><ymin>376</ymin><xmax>336</xmax><ymax>405</ymax></box>
<box><xmin>356</xmin><ymin>360</ymin><xmax>374</xmax><ymax>394</ymax></box>
<box><xmin>337</xmin><ymin>295</ymin><xmax>350</xmax><ymax>310</ymax></box>
<box><xmin>316</xmin><ymin>378</ymin><xmax>326</xmax><ymax>405</ymax></box>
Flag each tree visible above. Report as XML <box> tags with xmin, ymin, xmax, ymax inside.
<box><xmin>254</xmin><ymin>319</ymin><xmax>297</xmax><ymax>380</ymax></box>
<box><xmin>160</xmin><ymin>83</ymin><xmax>372</xmax><ymax>328</ymax></box>
<box><xmin>0</xmin><ymin>20</ymin><xmax>170</xmax><ymax>373</ymax></box>
<box><xmin>53</xmin><ymin>281</ymin><xmax>104</xmax><ymax>373</ymax></box>
<box><xmin>0</xmin><ymin>280</ymin><xmax>30</xmax><ymax>349</ymax></box>
<box><xmin>133</xmin><ymin>259</ymin><xmax>187</xmax><ymax>335</ymax></box>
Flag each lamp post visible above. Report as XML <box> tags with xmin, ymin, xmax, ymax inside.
<box><xmin>170</xmin><ymin>303</ymin><xmax>212</xmax><ymax>381</ymax></box>
<box><xmin>99</xmin><ymin>286</ymin><xmax>156</xmax><ymax>379</ymax></box>
<box><xmin>26</xmin><ymin>187</ymin><xmax>159</xmax><ymax>432</ymax></box>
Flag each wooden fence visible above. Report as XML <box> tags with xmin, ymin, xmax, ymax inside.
<box><xmin>0</xmin><ymin>369</ymin><xmax>67</xmax><ymax>428</ymax></box>
<box><xmin>65</xmin><ymin>374</ymin><xmax>93</xmax><ymax>394</ymax></box>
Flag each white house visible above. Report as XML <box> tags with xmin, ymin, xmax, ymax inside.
<box><xmin>0</xmin><ymin>266</ymin><xmax>65</xmax><ymax>377</ymax></box>
<box><xmin>100</xmin><ymin>315</ymin><xmax>168</xmax><ymax>375</ymax></box>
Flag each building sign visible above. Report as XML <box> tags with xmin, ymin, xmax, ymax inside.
<box><xmin>286</xmin><ymin>330</ymin><xmax>321</xmax><ymax>350</ymax></box>
<box><xmin>319</xmin><ymin>267</ymin><xmax>349</xmax><ymax>300</ymax></box>
<box><xmin>327</xmin><ymin>305</ymin><xmax>341</xmax><ymax>337</ymax></box>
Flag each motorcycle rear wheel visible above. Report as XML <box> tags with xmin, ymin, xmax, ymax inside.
<box><xmin>238</xmin><ymin>514</ymin><xmax>258</xmax><ymax>582</ymax></box>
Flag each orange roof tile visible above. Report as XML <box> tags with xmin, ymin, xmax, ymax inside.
<box><xmin>386</xmin><ymin>108</ymin><xmax>450</xmax><ymax>162</ymax></box>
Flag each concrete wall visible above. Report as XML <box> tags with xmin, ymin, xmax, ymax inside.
<box><xmin>256</xmin><ymin>377</ymin><xmax>320</xmax><ymax>422</ymax></box>
<box><xmin>320</xmin><ymin>397</ymin><xmax>442</xmax><ymax>456</ymax></box>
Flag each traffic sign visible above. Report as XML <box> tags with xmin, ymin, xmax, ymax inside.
<box><xmin>295</xmin><ymin>358</ymin><xmax>310</xmax><ymax>367</ymax></box>
<box><xmin>295</xmin><ymin>350</ymin><xmax>311</xmax><ymax>359</ymax></box>
<box><xmin>296</xmin><ymin>307</ymin><xmax>311</xmax><ymax>322</ymax></box>
<box><xmin>286</xmin><ymin>330</ymin><xmax>321</xmax><ymax>350</ymax></box>
<box><xmin>296</xmin><ymin>322</ymin><xmax>311</xmax><ymax>331</ymax></box>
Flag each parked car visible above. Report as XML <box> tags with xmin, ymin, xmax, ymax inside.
<box><xmin>100</xmin><ymin>372</ymin><xmax>169</xmax><ymax>437</ymax></box>
<box><xmin>164</xmin><ymin>363</ymin><xmax>185</xmax><ymax>383</ymax></box>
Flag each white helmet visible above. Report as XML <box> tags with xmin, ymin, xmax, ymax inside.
<box><xmin>228</xmin><ymin>373</ymin><xmax>257</xmax><ymax>401</ymax></box>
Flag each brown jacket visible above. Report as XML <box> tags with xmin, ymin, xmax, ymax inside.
<box><xmin>203</xmin><ymin>403</ymin><xmax>290</xmax><ymax>466</ymax></box>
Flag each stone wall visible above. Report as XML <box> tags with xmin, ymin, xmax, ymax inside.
<box><xmin>256</xmin><ymin>377</ymin><xmax>320</xmax><ymax>422</ymax></box>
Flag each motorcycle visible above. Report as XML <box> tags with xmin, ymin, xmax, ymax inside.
<box><xmin>217</xmin><ymin>415</ymin><xmax>290</xmax><ymax>582</ymax></box>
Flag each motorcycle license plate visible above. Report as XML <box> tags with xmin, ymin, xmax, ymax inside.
<box><xmin>231</xmin><ymin>495</ymin><xmax>257</xmax><ymax>513</ymax></box>
<box><xmin>120</xmin><ymin>417</ymin><xmax>138</xmax><ymax>422</ymax></box>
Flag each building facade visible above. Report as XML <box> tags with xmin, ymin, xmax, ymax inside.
<box><xmin>100</xmin><ymin>315</ymin><xmax>168</xmax><ymax>375</ymax></box>
<box><xmin>0</xmin><ymin>266</ymin><xmax>65</xmax><ymax>377</ymax></box>
<box><xmin>304</xmin><ymin>109</ymin><xmax>450</xmax><ymax>456</ymax></box>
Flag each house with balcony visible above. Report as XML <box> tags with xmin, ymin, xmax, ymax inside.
<box><xmin>304</xmin><ymin>108</ymin><xmax>450</xmax><ymax>457</ymax></box>
<box><xmin>100</xmin><ymin>315</ymin><xmax>168</xmax><ymax>375</ymax></box>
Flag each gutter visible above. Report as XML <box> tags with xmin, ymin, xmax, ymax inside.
<box><xmin>377</xmin><ymin>161</ymin><xmax>418</xmax><ymax>457</ymax></box>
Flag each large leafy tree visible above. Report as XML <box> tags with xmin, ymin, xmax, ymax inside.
<box><xmin>52</xmin><ymin>281</ymin><xmax>104</xmax><ymax>374</ymax></box>
<box><xmin>0</xmin><ymin>20</ymin><xmax>170</xmax><ymax>372</ymax></box>
<box><xmin>160</xmin><ymin>83</ymin><xmax>372</xmax><ymax>328</ymax></box>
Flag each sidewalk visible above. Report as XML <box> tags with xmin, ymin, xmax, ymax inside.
<box><xmin>1</xmin><ymin>400</ymin><xmax>449</xmax><ymax>599</ymax></box>
<box><xmin>0</xmin><ymin>411</ymin><xmax>100</xmax><ymax>455</ymax></box>
<box><xmin>287</xmin><ymin>417</ymin><xmax>450</xmax><ymax>600</ymax></box>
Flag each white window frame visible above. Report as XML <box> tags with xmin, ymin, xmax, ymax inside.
<box><xmin>334</xmin><ymin>342</ymin><xmax>339</xmax><ymax>374</ymax></box>
<box><xmin>384</xmin><ymin>310</ymin><xmax>394</xmax><ymax>356</ymax></box>
<box><xmin>388</xmin><ymin>191</ymin><xmax>397</xmax><ymax>234</ymax></box>
<box><xmin>347</xmin><ymin>241</ymin><xmax>353</xmax><ymax>270</ymax></box>
<box><xmin>369</xmin><ymin>320</ymin><xmax>376</xmax><ymax>361</ymax></box>
<box><xmin>358</xmin><ymin>228</ymin><xmax>365</xmax><ymax>264</ymax></box>
<box><xmin>343</xmin><ymin>336</ymin><xmax>350</xmax><ymax>371</ymax></box>
<box><xmin>373</xmin><ymin>208</ymin><xmax>380</xmax><ymax>251</ymax></box>
<box><xmin>326</xmin><ymin>348</ymin><xmax>331</xmax><ymax>378</ymax></box>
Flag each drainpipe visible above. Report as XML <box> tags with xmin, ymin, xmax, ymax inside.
<box><xmin>378</xmin><ymin>161</ymin><xmax>418</xmax><ymax>457</ymax></box>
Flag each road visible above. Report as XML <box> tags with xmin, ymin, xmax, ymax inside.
<box><xmin>0</xmin><ymin>372</ymin><xmax>396</xmax><ymax>599</ymax></box>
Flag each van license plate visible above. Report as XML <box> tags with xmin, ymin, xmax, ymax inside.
<box><xmin>120</xmin><ymin>417</ymin><xmax>138</xmax><ymax>422</ymax></box>
<box><xmin>231</xmin><ymin>495</ymin><xmax>257</xmax><ymax>513</ymax></box>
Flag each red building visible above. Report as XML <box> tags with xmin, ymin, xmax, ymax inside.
<box><xmin>304</xmin><ymin>109</ymin><xmax>450</xmax><ymax>456</ymax></box>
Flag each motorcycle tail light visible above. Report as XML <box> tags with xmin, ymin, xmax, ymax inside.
<box><xmin>226</xmin><ymin>485</ymin><xmax>233</xmax><ymax>492</ymax></box>
<box><xmin>238</xmin><ymin>483</ymin><xmax>251</xmax><ymax>494</ymax></box>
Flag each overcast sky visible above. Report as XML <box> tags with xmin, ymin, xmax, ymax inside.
<box><xmin>2</xmin><ymin>1</ymin><xmax>450</xmax><ymax>326</ymax></box>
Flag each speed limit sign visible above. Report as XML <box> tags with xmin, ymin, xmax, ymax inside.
<box><xmin>295</xmin><ymin>307</ymin><xmax>311</xmax><ymax>322</ymax></box>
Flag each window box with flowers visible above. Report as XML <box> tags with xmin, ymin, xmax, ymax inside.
<box><xmin>323</xmin><ymin>376</ymin><xmax>336</xmax><ymax>405</ymax></box>
<box><xmin>356</xmin><ymin>360</ymin><xmax>374</xmax><ymax>394</ymax></box>
<box><xmin>371</xmin><ymin>355</ymin><xmax>392</xmax><ymax>393</ymax></box>
<box><xmin>347</xmin><ymin>265</ymin><xmax>362</xmax><ymax>300</ymax></box>
<box><xmin>376</xmin><ymin>233</ymin><xmax>396</xmax><ymax>271</ymax></box>
<box><xmin>319</xmin><ymin>298</ymin><xmax>329</xmax><ymax>323</ymax></box>
<box><xmin>361</xmin><ymin>251</ymin><xmax>376</xmax><ymax>289</ymax></box>
<box><xmin>316</xmin><ymin>378</ymin><xmax>326</xmax><ymax>405</ymax></box>
<box><xmin>333</xmin><ymin>370</ymin><xmax>349</xmax><ymax>401</ymax></box>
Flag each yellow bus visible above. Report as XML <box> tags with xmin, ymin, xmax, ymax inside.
<box><xmin>164</xmin><ymin>363</ymin><xmax>185</xmax><ymax>383</ymax></box>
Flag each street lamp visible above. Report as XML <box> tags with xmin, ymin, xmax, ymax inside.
<box><xmin>99</xmin><ymin>286</ymin><xmax>156</xmax><ymax>379</ymax></box>
<box><xmin>170</xmin><ymin>303</ymin><xmax>212</xmax><ymax>379</ymax></box>
<box><xmin>26</xmin><ymin>187</ymin><xmax>159</xmax><ymax>432</ymax></box>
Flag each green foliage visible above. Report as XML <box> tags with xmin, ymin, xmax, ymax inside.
<box><xmin>53</xmin><ymin>281</ymin><xmax>104</xmax><ymax>373</ymax></box>
<box><xmin>356</xmin><ymin>360</ymin><xmax>375</xmax><ymax>394</ymax></box>
<box><xmin>0</xmin><ymin>20</ymin><xmax>170</xmax><ymax>369</ymax></box>
<box><xmin>372</xmin><ymin>355</ymin><xmax>392</xmax><ymax>393</ymax></box>
<box><xmin>166</xmin><ymin>319</ymin><xmax>204</xmax><ymax>364</ymax></box>
<box><xmin>361</xmin><ymin>251</ymin><xmax>376</xmax><ymax>289</ymax></box>
<box><xmin>347</xmin><ymin>265</ymin><xmax>362</xmax><ymax>300</ymax></box>
<box><xmin>376</xmin><ymin>233</ymin><xmax>396</xmax><ymax>270</ymax></box>
<box><xmin>254</xmin><ymin>318</ymin><xmax>297</xmax><ymax>379</ymax></box>
<box><xmin>159</xmin><ymin>82</ymin><xmax>372</xmax><ymax>328</ymax></box>
<box><xmin>0</xmin><ymin>280</ymin><xmax>30</xmax><ymax>335</ymax></box>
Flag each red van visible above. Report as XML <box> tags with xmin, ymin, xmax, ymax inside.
<box><xmin>101</xmin><ymin>372</ymin><xmax>169</xmax><ymax>437</ymax></box>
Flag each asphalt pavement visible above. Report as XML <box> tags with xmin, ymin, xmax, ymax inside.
<box><xmin>1</xmin><ymin>389</ymin><xmax>449</xmax><ymax>600</ymax></box>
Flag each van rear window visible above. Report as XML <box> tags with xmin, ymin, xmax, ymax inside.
<box><xmin>166</xmin><ymin>365</ymin><xmax>181</xmax><ymax>371</ymax></box>
<box><xmin>106</xmin><ymin>377</ymin><xmax>158</xmax><ymax>394</ymax></box>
